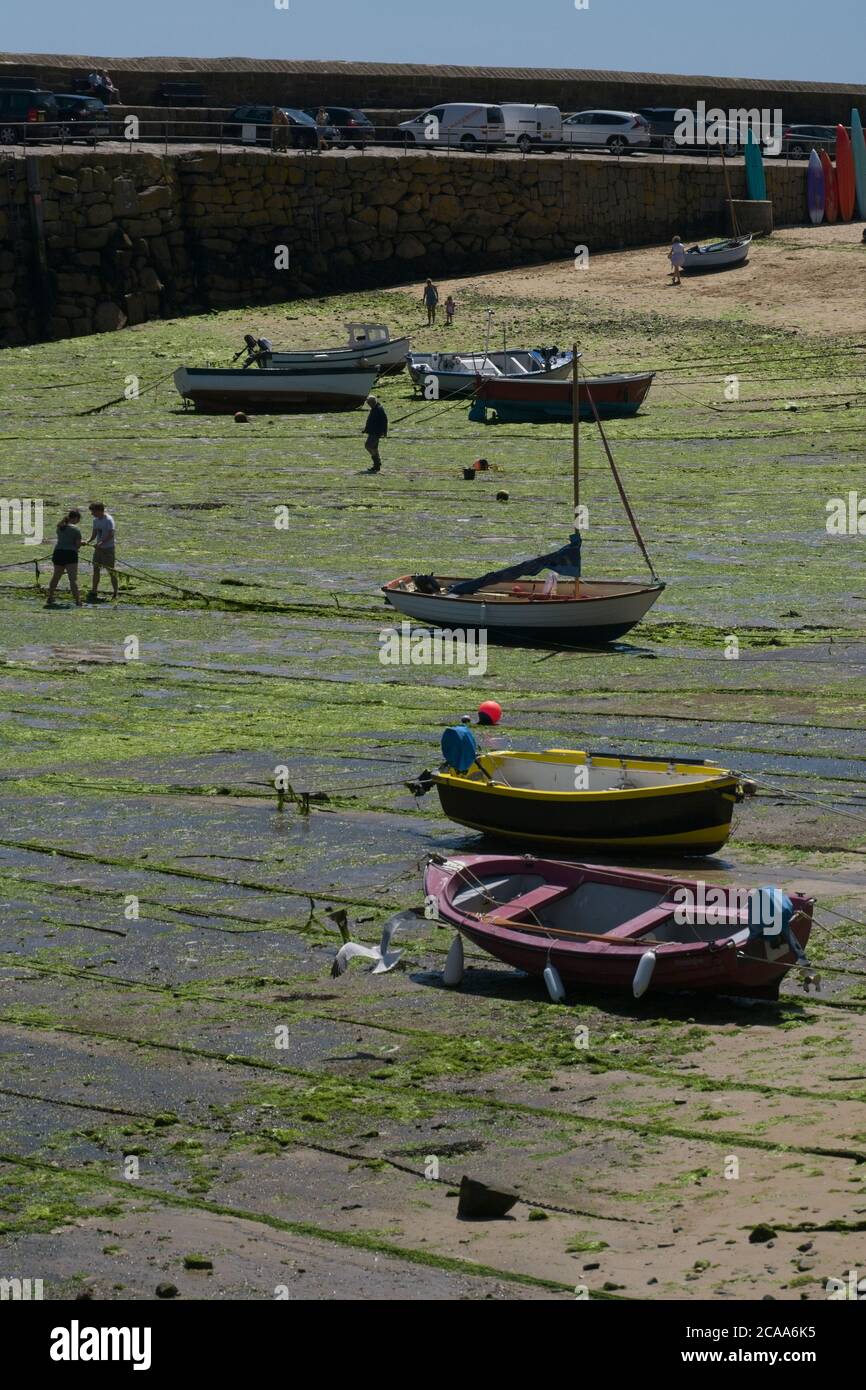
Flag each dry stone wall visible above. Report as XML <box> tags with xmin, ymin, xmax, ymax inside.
<box><xmin>0</xmin><ymin>149</ymin><xmax>810</xmax><ymax>346</ymax></box>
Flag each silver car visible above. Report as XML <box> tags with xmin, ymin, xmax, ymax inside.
<box><xmin>561</xmin><ymin>109</ymin><xmax>651</xmax><ymax>154</ymax></box>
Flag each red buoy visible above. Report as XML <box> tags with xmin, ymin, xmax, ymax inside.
<box><xmin>478</xmin><ymin>700</ymin><xmax>502</xmax><ymax>725</ymax></box>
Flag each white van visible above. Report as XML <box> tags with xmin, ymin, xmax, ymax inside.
<box><xmin>399</xmin><ymin>103</ymin><xmax>507</xmax><ymax>150</ymax></box>
<box><xmin>499</xmin><ymin>104</ymin><xmax>563</xmax><ymax>152</ymax></box>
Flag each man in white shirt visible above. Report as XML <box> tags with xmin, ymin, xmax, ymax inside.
<box><xmin>84</xmin><ymin>501</ymin><xmax>118</xmax><ymax>602</ymax></box>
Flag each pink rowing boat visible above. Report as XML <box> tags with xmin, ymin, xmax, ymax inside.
<box><xmin>424</xmin><ymin>853</ymin><xmax>814</xmax><ymax>1000</ymax></box>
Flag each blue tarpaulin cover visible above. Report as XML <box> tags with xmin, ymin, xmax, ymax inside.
<box><xmin>441</xmin><ymin>725</ymin><xmax>479</xmax><ymax>773</ymax></box>
<box><xmin>448</xmin><ymin>532</ymin><xmax>582</xmax><ymax>596</ymax></box>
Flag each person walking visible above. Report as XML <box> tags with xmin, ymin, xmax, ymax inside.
<box><xmin>84</xmin><ymin>501</ymin><xmax>118</xmax><ymax>602</ymax></box>
<box><xmin>45</xmin><ymin>509</ymin><xmax>83</xmax><ymax>608</ymax></box>
<box><xmin>422</xmin><ymin>278</ymin><xmax>439</xmax><ymax>326</ymax></box>
<box><xmin>668</xmin><ymin>235</ymin><xmax>686</xmax><ymax>286</ymax></box>
<box><xmin>363</xmin><ymin>395</ymin><xmax>388</xmax><ymax>474</ymax></box>
<box><xmin>444</xmin><ymin>294</ymin><xmax>456</xmax><ymax>327</ymax></box>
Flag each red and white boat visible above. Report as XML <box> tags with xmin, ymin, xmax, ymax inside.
<box><xmin>424</xmin><ymin>853</ymin><xmax>814</xmax><ymax>1000</ymax></box>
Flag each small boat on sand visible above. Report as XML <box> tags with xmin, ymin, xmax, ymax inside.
<box><xmin>431</xmin><ymin>748</ymin><xmax>752</xmax><ymax>855</ymax></box>
<box><xmin>408</xmin><ymin>347</ymin><xmax>574</xmax><ymax>399</ymax></box>
<box><xmin>424</xmin><ymin>853</ymin><xmax>814</xmax><ymax>1000</ymax></box>
<box><xmin>681</xmin><ymin>234</ymin><xmax>752</xmax><ymax>272</ymax></box>
<box><xmin>173</xmin><ymin>365</ymin><xmax>377</xmax><ymax>414</ymax></box>
<box><xmin>472</xmin><ymin>370</ymin><xmax>655</xmax><ymax>423</ymax></box>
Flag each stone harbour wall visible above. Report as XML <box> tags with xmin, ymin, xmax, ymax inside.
<box><xmin>0</xmin><ymin>149</ymin><xmax>811</xmax><ymax>346</ymax></box>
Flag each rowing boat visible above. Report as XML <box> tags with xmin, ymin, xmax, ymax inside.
<box><xmin>472</xmin><ymin>370</ymin><xmax>655</xmax><ymax>423</ymax></box>
<box><xmin>431</xmin><ymin>748</ymin><xmax>750</xmax><ymax>854</ymax></box>
<box><xmin>173</xmin><ymin>365</ymin><xmax>377</xmax><ymax>414</ymax></box>
<box><xmin>424</xmin><ymin>853</ymin><xmax>814</xmax><ymax>1000</ymax></box>
<box><xmin>682</xmin><ymin>234</ymin><xmax>752</xmax><ymax>272</ymax></box>
<box><xmin>269</xmin><ymin>323</ymin><xmax>410</xmax><ymax>375</ymax></box>
<box><xmin>408</xmin><ymin>347</ymin><xmax>574</xmax><ymax>399</ymax></box>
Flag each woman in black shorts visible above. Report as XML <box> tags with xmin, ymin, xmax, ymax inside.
<box><xmin>46</xmin><ymin>510</ymin><xmax>83</xmax><ymax>608</ymax></box>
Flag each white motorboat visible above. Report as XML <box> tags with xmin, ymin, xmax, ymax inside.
<box><xmin>407</xmin><ymin>347</ymin><xmax>575</xmax><ymax>399</ymax></box>
<box><xmin>173</xmin><ymin>365</ymin><xmax>377</xmax><ymax>414</ymax></box>
<box><xmin>269</xmin><ymin>323</ymin><xmax>410</xmax><ymax>374</ymax></box>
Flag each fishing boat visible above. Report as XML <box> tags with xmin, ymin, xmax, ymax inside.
<box><xmin>471</xmin><ymin>370</ymin><xmax>655</xmax><ymax>424</ymax></box>
<box><xmin>424</xmin><ymin>853</ymin><xmax>814</xmax><ymax>1000</ymax></box>
<box><xmin>430</xmin><ymin>749</ymin><xmax>752</xmax><ymax>855</ymax></box>
<box><xmin>408</xmin><ymin>347</ymin><xmax>574</xmax><ymax>399</ymax></box>
<box><xmin>382</xmin><ymin>350</ymin><xmax>665</xmax><ymax>647</ymax></box>
<box><xmin>681</xmin><ymin>234</ymin><xmax>752</xmax><ymax>272</ymax></box>
<box><xmin>173</xmin><ymin>365</ymin><xmax>377</xmax><ymax>414</ymax></box>
<box><xmin>268</xmin><ymin>323</ymin><xmax>410</xmax><ymax>375</ymax></box>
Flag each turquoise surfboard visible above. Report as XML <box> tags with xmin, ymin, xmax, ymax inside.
<box><xmin>745</xmin><ymin>130</ymin><xmax>767</xmax><ymax>201</ymax></box>
<box><xmin>850</xmin><ymin>109</ymin><xmax>866</xmax><ymax>219</ymax></box>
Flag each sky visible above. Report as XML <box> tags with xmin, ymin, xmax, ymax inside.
<box><xmin>3</xmin><ymin>0</ymin><xmax>865</xmax><ymax>85</ymax></box>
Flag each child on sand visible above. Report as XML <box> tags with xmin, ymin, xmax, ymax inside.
<box><xmin>668</xmin><ymin>235</ymin><xmax>686</xmax><ymax>286</ymax></box>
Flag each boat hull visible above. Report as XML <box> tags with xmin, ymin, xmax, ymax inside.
<box><xmin>425</xmin><ymin>855</ymin><xmax>814</xmax><ymax>999</ymax></box>
<box><xmin>474</xmin><ymin>372</ymin><xmax>655</xmax><ymax>423</ymax></box>
<box><xmin>173</xmin><ymin>366</ymin><xmax>377</xmax><ymax>414</ymax></box>
<box><xmin>434</xmin><ymin>774</ymin><xmax>741</xmax><ymax>855</ymax></box>
<box><xmin>382</xmin><ymin>577</ymin><xmax>665</xmax><ymax>646</ymax></box>
<box><xmin>270</xmin><ymin>337</ymin><xmax>409</xmax><ymax>375</ymax></box>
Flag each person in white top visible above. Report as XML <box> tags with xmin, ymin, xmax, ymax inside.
<box><xmin>84</xmin><ymin>501</ymin><xmax>118</xmax><ymax>602</ymax></box>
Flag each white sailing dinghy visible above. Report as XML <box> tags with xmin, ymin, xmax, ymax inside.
<box><xmin>382</xmin><ymin>351</ymin><xmax>665</xmax><ymax>646</ymax></box>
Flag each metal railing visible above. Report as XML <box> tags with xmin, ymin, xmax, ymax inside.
<box><xmin>0</xmin><ymin>120</ymin><xmax>814</xmax><ymax>164</ymax></box>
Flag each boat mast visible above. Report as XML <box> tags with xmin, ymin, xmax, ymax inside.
<box><xmin>572</xmin><ymin>343</ymin><xmax>580</xmax><ymax>515</ymax></box>
<box><xmin>571</xmin><ymin>343</ymin><xmax>580</xmax><ymax>597</ymax></box>
<box><xmin>720</xmin><ymin>143</ymin><xmax>740</xmax><ymax>238</ymax></box>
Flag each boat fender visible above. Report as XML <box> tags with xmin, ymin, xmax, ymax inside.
<box><xmin>443</xmin><ymin>934</ymin><xmax>465</xmax><ymax>987</ymax></box>
<box><xmin>633</xmin><ymin>950</ymin><xmax>657</xmax><ymax>999</ymax></box>
<box><xmin>543</xmin><ymin>963</ymin><xmax>566</xmax><ymax>1004</ymax></box>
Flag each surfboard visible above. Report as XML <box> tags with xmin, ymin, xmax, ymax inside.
<box><xmin>744</xmin><ymin>129</ymin><xmax>767</xmax><ymax>201</ymax></box>
<box><xmin>836</xmin><ymin>124</ymin><xmax>856</xmax><ymax>220</ymax></box>
<box><xmin>850</xmin><ymin>109</ymin><xmax>866</xmax><ymax>219</ymax></box>
<box><xmin>807</xmin><ymin>149</ymin><xmax>825</xmax><ymax>224</ymax></box>
<box><xmin>820</xmin><ymin>149</ymin><xmax>838</xmax><ymax>222</ymax></box>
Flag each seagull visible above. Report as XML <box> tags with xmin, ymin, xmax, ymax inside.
<box><xmin>330</xmin><ymin>911</ymin><xmax>405</xmax><ymax>978</ymax></box>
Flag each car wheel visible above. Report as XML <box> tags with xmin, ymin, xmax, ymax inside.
<box><xmin>517</xmin><ymin>134</ymin><xmax>532</xmax><ymax>154</ymax></box>
<box><xmin>57</xmin><ymin>123</ymin><xmax>73</xmax><ymax>141</ymax></box>
<box><xmin>607</xmin><ymin>135</ymin><xmax>626</xmax><ymax>154</ymax></box>
<box><xmin>662</xmin><ymin>135</ymin><xmax>676</xmax><ymax>153</ymax></box>
<box><xmin>460</xmin><ymin>133</ymin><xmax>477</xmax><ymax>147</ymax></box>
<box><xmin>723</xmin><ymin>143</ymin><xmax>738</xmax><ymax>158</ymax></box>
<box><xmin>0</xmin><ymin>125</ymin><xmax>18</xmax><ymax>144</ymax></box>
<box><xmin>789</xmin><ymin>142</ymin><xmax>806</xmax><ymax>159</ymax></box>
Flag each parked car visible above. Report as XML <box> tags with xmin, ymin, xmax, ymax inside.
<box><xmin>499</xmin><ymin>104</ymin><xmax>562</xmax><ymax>152</ymax></box>
<box><xmin>0</xmin><ymin>87</ymin><xmax>59</xmax><ymax>144</ymax></box>
<box><xmin>222</xmin><ymin>105</ymin><xmax>335</xmax><ymax>147</ymax></box>
<box><xmin>53</xmin><ymin>93</ymin><xmax>112</xmax><ymax>143</ymax></box>
<box><xmin>303</xmin><ymin>106</ymin><xmax>374</xmax><ymax>148</ymax></box>
<box><xmin>561</xmin><ymin>109</ymin><xmax>651</xmax><ymax>154</ymax></box>
<box><xmin>778</xmin><ymin>124</ymin><xmax>838</xmax><ymax>159</ymax></box>
<box><xmin>636</xmin><ymin>107</ymin><xmax>688</xmax><ymax>152</ymax></box>
<box><xmin>399</xmin><ymin>103</ymin><xmax>507</xmax><ymax>149</ymax></box>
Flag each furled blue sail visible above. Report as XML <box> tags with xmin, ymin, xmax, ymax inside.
<box><xmin>448</xmin><ymin>532</ymin><xmax>582</xmax><ymax>596</ymax></box>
